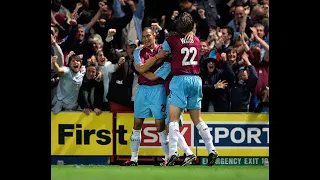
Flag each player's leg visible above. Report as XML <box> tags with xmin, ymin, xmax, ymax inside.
<box><xmin>187</xmin><ymin>75</ymin><xmax>218</xmax><ymax>166</ymax></box>
<box><xmin>166</xmin><ymin>108</ymin><xmax>196</xmax><ymax>166</ymax></box>
<box><xmin>164</xmin><ymin>105</ymin><xmax>195</xmax><ymax>166</ymax></box>
<box><xmin>150</xmin><ymin>85</ymin><xmax>169</xmax><ymax>165</ymax></box>
<box><xmin>166</xmin><ymin>76</ymin><xmax>188</xmax><ymax>166</ymax></box>
<box><xmin>121</xmin><ymin>86</ymin><xmax>151</xmax><ymax>166</ymax></box>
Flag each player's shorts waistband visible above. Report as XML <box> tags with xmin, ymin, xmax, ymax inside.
<box><xmin>173</xmin><ymin>74</ymin><xmax>200</xmax><ymax>77</ymax></box>
<box><xmin>138</xmin><ymin>84</ymin><xmax>165</xmax><ymax>88</ymax></box>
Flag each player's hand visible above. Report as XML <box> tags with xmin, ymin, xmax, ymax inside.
<box><xmin>83</xmin><ymin>108</ymin><xmax>91</xmax><ymax>115</ymax></box>
<box><xmin>94</xmin><ymin>108</ymin><xmax>102</xmax><ymax>115</ymax></box>
<box><xmin>156</xmin><ymin>50</ymin><xmax>169</xmax><ymax>59</ymax></box>
<box><xmin>214</xmin><ymin>80</ymin><xmax>228</xmax><ymax>89</ymax></box>
<box><xmin>185</xmin><ymin>31</ymin><xmax>194</xmax><ymax>40</ymax></box>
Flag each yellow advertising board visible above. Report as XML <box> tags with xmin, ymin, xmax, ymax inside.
<box><xmin>51</xmin><ymin>112</ymin><xmax>113</xmax><ymax>156</ymax></box>
<box><xmin>116</xmin><ymin>113</ymin><xmax>269</xmax><ymax>157</ymax></box>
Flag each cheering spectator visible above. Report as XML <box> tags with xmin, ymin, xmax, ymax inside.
<box><xmin>107</xmin><ymin>40</ymin><xmax>138</xmax><ymax>112</ymax></box>
<box><xmin>78</xmin><ymin>62</ymin><xmax>104</xmax><ymax>115</ymax></box>
<box><xmin>51</xmin><ymin>53</ymin><xmax>85</xmax><ymax>114</ymax></box>
<box><xmin>51</xmin><ymin>0</ymin><xmax>270</xmax><ymax>113</ymax></box>
<box><xmin>229</xmin><ymin>52</ymin><xmax>258</xmax><ymax>112</ymax></box>
<box><xmin>93</xmin><ymin>0</ymin><xmax>134</xmax><ymax>49</ymax></box>
<box><xmin>200</xmin><ymin>53</ymin><xmax>235</xmax><ymax>112</ymax></box>
<box><xmin>96</xmin><ymin>49</ymin><xmax>126</xmax><ymax>111</ymax></box>
<box><xmin>113</xmin><ymin>0</ymin><xmax>145</xmax><ymax>48</ymax></box>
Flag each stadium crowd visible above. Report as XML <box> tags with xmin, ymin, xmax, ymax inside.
<box><xmin>51</xmin><ymin>0</ymin><xmax>269</xmax><ymax>115</ymax></box>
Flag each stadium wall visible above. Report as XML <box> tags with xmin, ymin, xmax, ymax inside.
<box><xmin>51</xmin><ymin>112</ymin><xmax>269</xmax><ymax>165</ymax></box>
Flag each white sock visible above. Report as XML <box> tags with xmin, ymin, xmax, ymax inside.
<box><xmin>196</xmin><ymin>121</ymin><xmax>216</xmax><ymax>154</ymax></box>
<box><xmin>158</xmin><ymin>130</ymin><xmax>169</xmax><ymax>160</ymax></box>
<box><xmin>168</xmin><ymin>122</ymin><xmax>180</xmax><ymax>157</ymax></box>
<box><xmin>178</xmin><ymin>133</ymin><xmax>193</xmax><ymax>156</ymax></box>
<box><xmin>130</xmin><ymin>129</ymin><xmax>141</xmax><ymax>162</ymax></box>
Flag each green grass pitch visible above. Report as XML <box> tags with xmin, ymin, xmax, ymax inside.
<box><xmin>51</xmin><ymin>165</ymin><xmax>269</xmax><ymax>180</ymax></box>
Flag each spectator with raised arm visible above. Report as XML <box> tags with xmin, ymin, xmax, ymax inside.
<box><xmin>60</xmin><ymin>2</ymin><xmax>107</xmax><ymax>65</ymax></box>
<box><xmin>94</xmin><ymin>0</ymin><xmax>134</xmax><ymax>49</ymax></box>
<box><xmin>112</xmin><ymin>0</ymin><xmax>145</xmax><ymax>48</ymax></box>
<box><xmin>240</xmin><ymin>31</ymin><xmax>268</xmax><ymax>111</ymax></box>
<box><xmin>51</xmin><ymin>53</ymin><xmax>85</xmax><ymax>114</ymax></box>
<box><xmin>107</xmin><ymin>40</ymin><xmax>138</xmax><ymax>112</ymax></box>
<box><xmin>230</xmin><ymin>52</ymin><xmax>258</xmax><ymax>112</ymax></box>
<box><xmin>249</xmin><ymin>25</ymin><xmax>269</xmax><ymax>61</ymax></box>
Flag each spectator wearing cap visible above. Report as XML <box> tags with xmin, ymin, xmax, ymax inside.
<box><xmin>229</xmin><ymin>52</ymin><xmax>258</xmax><ymax>112</ymax></box>
<box><xmin>107</xmin><ymin>39</ymin><xmax>138</xmax><ymax>112</ymax></box>
<box><xmin>200</xmin><ymin>52</ymin><xmax>235</xmax><ymax>112</ymax></box>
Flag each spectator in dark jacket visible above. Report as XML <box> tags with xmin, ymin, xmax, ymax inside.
<box><xmin>107</xmin><ymin>40</ymin><xmax>137</xmax><ymax>112</ymax></box>
<box><xmin>78</xmin><ymin>62</ymin><xmax>104</xmax><ymax>115</ymax></box>
<box><xmin>230</xmin><ymin>52</ymin><xmax>258</xmax><ymax>112</ymax></box>
<box><xmin>200</xmin><ymin>52</ymin><xmax>235</xmax><ymax>112</ymax></box>
<box><xmin>93</xmin><ymin>0</ymin><xmax>133</xmax><ymax>49</ymax></box>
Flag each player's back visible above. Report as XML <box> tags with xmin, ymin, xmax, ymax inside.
<box><xmin>164</xmin><ymin>34</ymin><xmax>201</xmax><ymax>76</ymax></box>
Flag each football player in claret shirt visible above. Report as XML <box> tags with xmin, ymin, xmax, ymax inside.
<box><xmin>161</xmin><ymin>12</ymin><xmax>218</xmax><ymax>166</ymax></box>
<box><xmin>121</xmin><ymin>27</ymin><xmax>169</xmax><ymax>166</ymax></box>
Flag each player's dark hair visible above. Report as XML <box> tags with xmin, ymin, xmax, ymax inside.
<box><xmin>175</xmin><ymin>12</ymin><xmax>194</xmax><ymax>35</ymax></box>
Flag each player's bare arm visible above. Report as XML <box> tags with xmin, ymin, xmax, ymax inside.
<box><xmin>141</xmin><ymin>72</ymin><xmax>159</xmax><ymax>81</ymax></box>
<box><xmin>134</xmin><ymin>50</ymin><xmax>168</xmax><ymax>73</ymax></box>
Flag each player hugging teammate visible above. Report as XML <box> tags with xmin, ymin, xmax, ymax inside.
<box><xmin>122</xmin><ymin>12</ymin><xmax>218</xmax><ymax>167</ymax></box>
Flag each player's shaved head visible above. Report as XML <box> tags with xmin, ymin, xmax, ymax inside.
<box><xmin>175</xmin><ymin>12</ymin><xmax>194</xmax><ymax>35</ymax></box>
